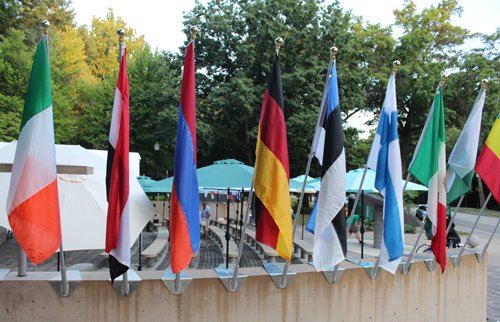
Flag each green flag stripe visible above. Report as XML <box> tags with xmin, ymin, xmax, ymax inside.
<box><xmin>20</xmin><ymin>39</ymin><xmax>52</xmax><ymax>131</ymax></box>
<box><xmin>447</xmin><ymin>169</ymin><xmax>474</xmax><ymax>204</ymax></box>
<box><xmin>409</xmin><ymin>88</ymin><xmax>445</xmax><ymax>186</ymax></box>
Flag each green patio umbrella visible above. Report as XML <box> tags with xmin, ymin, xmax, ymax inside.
<box><xmin>136</xmin><ymin>176</ymin><xmax>156</xmax><ymax>193</ymax></box>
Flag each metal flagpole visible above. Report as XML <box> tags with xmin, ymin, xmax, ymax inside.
<box><xmin>116</xmin><ymin>27</ymin><xmax>129</xmax><ymax>295</ymax></box>
<box><xmin>41</xmin><ymin>19</ymin><xmax>68</xmax><ymax>296</ymax></box>
<box><xmin>174</xmin><ymin>25</ymin><xmax>198</xmax><ymax>292</ymax></box>
<box><xmin>226</xmin><ymin>188</ymin><xmax>230</xmax><ymax>268</ymax></box>
<box><xmin>230</xmin><ymin>181</ymin><xmax>254</xmax><ymax>291</ymax></box>
<box><xmin>346</xmin><ymin>165</ymin><xmax>368</xmax><ymax>233</ymax></box>
<box><xmin>403</xmin><ymin>77</ymin><xmax>448</xmax><ymax>274</ymax></box>
<box><xmin>280</xmin><ymin>46</ymin><xmax>337</xmax><ymax>286</ymax></box>
<box><xmin>477</xmin><ymin>212</ymin><xmax>500</xmax><ymax>262</ymax></box>
<box><xmin>446</xmin><ymin>195</ymin><xmax>465</xmax><ymax>236</ymax></box>
<box><xmin>454</xmin><ymin>192</ymin><xmax>492</xmax><ymax>265</ymax></box>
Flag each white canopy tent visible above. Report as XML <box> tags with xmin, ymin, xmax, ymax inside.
<box><xmin>0</xmin><ymin>142</ymin><xmax>156</xmax><ymax>251</ymax></box>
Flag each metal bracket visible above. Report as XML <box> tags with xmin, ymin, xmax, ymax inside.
<box><xmin>398</xmin><ymin>259</ymin><xmax>414</xmax><ymax>276</ymax></box>
<box><xmin>214</xmin><ymin>268</ymin><xmax>247</xmax><ymax>292</ymax></box>
<box><xmin>450</xmin><ymin>254</ymin><xmax>461</xmax><ymax>267</ymax></box>
<box><xmin>112</xmin><ymin>270</ymin><xmax>141</xmax><ymax>296</ymax></box>
<box><xmin>406</xmin><ymin>254</ymin><xmax>437</xmax><ymax>272</ymax></box>
<box><xmin>49</xmin><ymin>270</ymin><xmax>81</xmax><ymax>297</ymax></box>
<box><xmin>463</xmin><ymin>249</ymin><xmax>484</xmax><ymax>263</ymax></box>
<box><xmin>476</xmin><ymin>251</ymin><xmax>485</xmax><ymax>263</ymax></box>
<box><xmin>162</xmin><ymin>270</ymin><xmax>192</xmax><ymax>295</ymax></box>
<box><xmin>0</xmin><ymin>269</ymin><xmax>10</xmax><ymax>283</ymax></box>
<box><xmin>262</xmin><ymin>263</ymin><xmax>295</xmax><ymax>289</ymax></box>
<box><xmin>346</xmin><ymin>259</ymin><xmax>382</xmax><ymax>280</ymax></box>
<box><xmin>308</xmin><ymin>262</ymin><xmax>344</xmax><ymax>284</ymax></box>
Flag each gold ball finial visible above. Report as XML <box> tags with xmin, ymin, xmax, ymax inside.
<box><xmin>482</xmin><ymin>79</ymin><xmax>489</xmax><ymax>88</ymax></box>
<box><xmin>330</xmin><ymin>46</ymin><xmax>338</xmax><ymax>59</ymax></box>
<box><xmin>440</xmin><ymin>73</ymin><xmax>449</xmax><ymax>85</ymax></box>
<box><xmin>117</xmin><ymin>28</ymin><xmax>126</xmax><ymax>41</ymax></box>
<box><xmin>275</xmin><ymin>37</ymin><xmax>284</xmax><ymax>51</ymax></box>
<box><xmin>393</xmin><ymin>60</ymin><xmax>401</xmax><ymax>71</ymax></box>
<box><xmin>41</xmin><ymin>20</ymin><xmax>50</xmax><ymax>34</ymax></box>
<box><xmin>190</xmin><ymin>26</ymin><xmax>198</xmax><ymax>39</ymax></box>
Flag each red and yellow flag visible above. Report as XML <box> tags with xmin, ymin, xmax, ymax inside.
<box><xmin>254</xmin><ymin>54</ymin><xmax>293</xmax><ymax>262</ymax></box>
<box><xmin>475</xmin><ymin>113</ymin><xmax>500</xmax><ymax>202</ymax></box>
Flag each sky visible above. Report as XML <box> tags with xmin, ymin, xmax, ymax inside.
<box><xmin>69</xmin><ymin>0</ymin><xmax>499</xmax><ymax>137</ymax></box>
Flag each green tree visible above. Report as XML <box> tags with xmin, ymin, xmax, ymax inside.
<box><xmin>77</xmin><ymin>8</ymin><xmax>146</xmax><ymax>80</ymax></box>
<box><xmin>0</xmin><ymin>28</ymin><xmax>33</xmax><ymax>141</ymax></box>
<box><xmin>183</xmin><ymin>0</ymin><xmax>368</xmax><ymax>176</ymax></box>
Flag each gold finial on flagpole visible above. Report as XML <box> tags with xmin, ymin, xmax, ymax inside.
<box><xmin>440</xmin><ymin>74</ymin><xmax>448</xmax><ymax>85</ymax></box>
<box><xmin>393</xmin><ymin>60</ymin><xmax>401</xmax><ymax>72</ymax></box>
<box><xmin>190</xmin><ymin>26</ymin><xmax>198</xmax><ymax>40</ymax></box>
<box><xmin>117</xmin><ymin>28</ymin><xmax>126</xmax><ymax>42</ymax></box>
<box><xmin>482</xmin><ymin>79</ymin><xmax>489</xmax><ymax>88</ymax></box>
<box><xmin>330</xmin><ymin>46</ymin><xmax>338</xmax><ymax>60</ymax></box>
<box><xmin>41</xmin><ymin>20</ymin><xmax>50</xmax><ymax>34</ymax></box>
<box><xmin>275</xmin><ymin>37</ymin><xmax>284</xmax><ymax>53</ymax></box>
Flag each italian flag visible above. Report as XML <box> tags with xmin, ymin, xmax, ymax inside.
<box><xmin>408</xmin><ymin>85</ymin><xmax>447</xmax><ymax>273</ymax></box>
<box><xmin>6</xmin><ymin>39</ymin><xmax>61</xmax><ymax>266</ymax></box>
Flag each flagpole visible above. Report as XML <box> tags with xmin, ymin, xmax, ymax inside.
<box><xmin>346</xmin><ymin>165</ymin><xmax>368</xmax><ymax>233</ymax></box>
<box><xmin>230</xmin><ymin>181</ymin><xmax>254</xmax><ymax>291</ymax></box>
<box><xmin>278</xmin><ymin>45</ymin><xmax>338</xmax><ymax>287</ymax></box>
<box><xmin>40</xmin><ymin>19</ymin><xmax>69</xmax><ymax>296</ymax></box>
<box><xmin>174</xmin><ymin>26</ymin><xmax>198</xmax><ymax>291</ymax></box>
<box><xmin>446</xmin><ymin>195</ymin><xmax>465</xmax><ymax>236</ymax></box>
<box><xmin>115</xmin><ymin>27</ymin><xmax>130</xmax><ymax>295</ymax></box>
<box><xmin>403</xmin><ymin>75</ymin><xmax>448</xmax><ymax>274</ymax></box>
<box><xmin>446</xmin><ymin>83</ymin><xmax>487</xmax><ymax>236</ymax></box>
<box><xmin>478</xmin><ymin>212</ymin><xmax>500</xmax><ymax>262</ymax></box>
<box><xmin>454</xmin><ymin>192</ymin><xmax>492</xmax><ymax>265</ymax></box>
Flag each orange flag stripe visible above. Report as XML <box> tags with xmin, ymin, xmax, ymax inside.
<box><xmin>8</xmin><ymin>179</ymin><xmax>61</xmax><ymax>266</ymax></box>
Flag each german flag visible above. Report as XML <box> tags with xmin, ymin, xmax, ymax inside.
<box><xmin>254</xmin><ymin>54</ymin><xmax>293</xmax><ymax>262</ymax></box>
<box><xmin>475</xmin><ymin>113</ymin><xmax>500</xmax><ymax>203</ymax></box>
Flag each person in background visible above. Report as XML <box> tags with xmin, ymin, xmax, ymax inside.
<box><xmin>346</xmin><ymin>214</ymin><xmax>364</xmax><ymax>244</ymax></box>
<box><xmin>201</xmin><ymin>202</ymin><xmax>212</xmax><ymax>238</ymax></box>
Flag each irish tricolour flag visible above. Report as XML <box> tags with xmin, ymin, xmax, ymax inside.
<box><xmin>408</xmin><ymin>85</ymin><xmax>447</xmax><ymax>273</ymax></box>
<box><xmin>7</xmin><ymin>39</ymin><xmax>61</xmax><ymax>266</ymax></box>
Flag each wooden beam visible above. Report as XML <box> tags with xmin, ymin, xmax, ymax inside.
<box><xmin>0</xmin><ymin>164</ymin><xmax>94</xmax><ymax>175</ymax></box>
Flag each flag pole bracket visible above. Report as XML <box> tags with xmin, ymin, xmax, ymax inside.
<box><xmin>162</xmin><ymin>270</ymin><xmax>192</xmax><ymax>295</ymax></box>
<box><xmin>0</xmin><ymin>269</ymin><xmax>10</xmax><ymax>283</ymax></box>
<box><xmin>263</xmin><ymin>263</ymin><xmax>295</xmax><ymax>289</ymax></box>
<box><xmin>317</xmin><ymin>264</ymin><xmax>345</xmax><ymax>284</ymax></box>
<box><xmin>450</xmin><ymin>254</ymin><xmax>462</xmax><ymax>267</ymax></box>
<box><xmin>49</xmin><ymin>270</ymin><xmax>81</xmax><ymax>297</ymax></box>
<box><xmin>308</xmin><ymin>262</ymin><xmax>345</xmax><ymax>284</ymax></box>
<box><xmin>111</xmin><ymin>270</ymin><xmax>141</xmax><ymax>296</ymax></box>
<box><xmin>346</xmin><ymin>259</ymin><xmax>382</xmax><ymax>280</ymax></box>
<box><xmin>398</xmin><ymin>259</ymin><xmax>414</xmax><ymax>276</ymax></box>
<box><xmin>404</xmin><ymin>253</ymin><xmax>437</xmax><ymax>272</ymax></box>
<box><xmin>214</xmin><ymin>268</ymin><xmax>247</xmax><ymax>292</ymax></box>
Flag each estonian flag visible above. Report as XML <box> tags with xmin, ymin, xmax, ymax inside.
<box><xmin>310</xmin><ymin>60</ymin><xmax>347</xmax><ymax>270</ymax></box>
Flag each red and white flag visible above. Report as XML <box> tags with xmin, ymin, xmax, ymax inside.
<box><xmin>105</xmin><ymin>49</ymin><xmax>130</xmax><ymax>282</ymax></box>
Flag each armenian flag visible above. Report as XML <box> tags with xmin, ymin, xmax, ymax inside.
<box><xmin>170</xmin><ymin>41</ymin><xmax>200</xmax><ymax>273</ymax></box>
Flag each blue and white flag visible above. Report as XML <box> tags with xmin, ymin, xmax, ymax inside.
<box><xmin>310</xmin><ymin>60</ymin><xmax>347</xmax><ymax>271</ymax></box>
<box><xmin>366</xmin><ymin>72</ymin><xmax>404</xmax><ymax>274</ymax></box>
